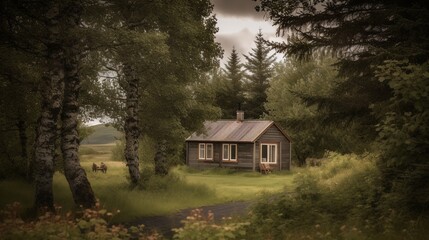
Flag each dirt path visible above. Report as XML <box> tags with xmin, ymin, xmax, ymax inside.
<box><xmin>128</xmin><ymin>201</ymin><xmax>253</xmax><ymax>238</ymax></box>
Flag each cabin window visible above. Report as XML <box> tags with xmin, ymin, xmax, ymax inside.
<box><xmin>222</xmin><ymin>144</ymin><xmax>229</xmax><ymax>160</ymax></box>
<box><xmin>222</xmin><ymin>144</ymin><xmax>237</xmax><ymax>161</ymax></box>
<box><xmin>261</xmin><ymin>143</ymin><xmax>277</xmax><ymax>163</ymax></box>
<box><xmin>199</xmin><ymin>143</ymin><xmax>213</xmax><ymax>160</ymax></box>
<box><xmin>199</xmin><ymin>143</ymin><xmax>205</xmax><ymax>160</ymax></box>
<box><xmin>206</xmin><ymin>144</ymin><xmax>213</xmax><ymax>160</ymax></box>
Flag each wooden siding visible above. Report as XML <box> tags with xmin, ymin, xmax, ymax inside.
<box><xmin>256</xmin><ymin>125</ymin><xmax>291</xmax><ymax>171</ymax></box>
<box><xmin>187</xmin><ymin>125</ymin><xmax>291</xmax><ymax>171</ymax></box>
<box><xmin>188</xmin><ymin>142</ymin><xmax>254</xmax><ymax>169</ymax></box>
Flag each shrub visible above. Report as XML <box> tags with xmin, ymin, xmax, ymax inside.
<box><xmin>246</xmin><ymin>152</ymin><xmax>429</xmax><ymax>239</ymax></box>
<box><xmin>0</xmin><ymin>201</ymin><xmax>161</xmax><ymax>240</ymax></box>
<box><xmin>111</xmin><ymin>140</ymin><xmax>125</xmax><ymax>162</ymax></box>
<box><xmin>173</xmin><ymin>208</ymin><xmax>249</xmax><ymax>240</ymax></box>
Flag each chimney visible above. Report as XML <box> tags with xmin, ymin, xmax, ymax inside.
<box><xmin>236</xmin><ymin>110</ymin><xmax>244</xmax><ymax>122</ymax></box>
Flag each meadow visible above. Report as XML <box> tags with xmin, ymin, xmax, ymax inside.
<box><xmin>0</xmin><ymin>143</ymin><xmax>295</xmax><ymax>222</ymax></box>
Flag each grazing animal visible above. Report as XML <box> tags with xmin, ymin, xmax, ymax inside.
<box><xmin>100</xmin><ymin>162</ymin><xmax>107</xmax><ymax>173</ymax></box>
<box><xmin>92</xmin><ymin>162</ymin><xmax>107</xmax><ymax>173</ymax></box>
<box><xmin>92</xmin><ymin>163</ymin><xmax>98</xmax><ymax>172</ymax></box>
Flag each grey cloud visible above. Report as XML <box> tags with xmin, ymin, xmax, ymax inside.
<box><xmin>211</xmin><ymin>0</ymin><xmax>265</xmax><ymax>20</ymax></box>
<box><xmin>216</xmin><ymin>28</ymin><xmax>256</xmax><ymax>66</ymax></box>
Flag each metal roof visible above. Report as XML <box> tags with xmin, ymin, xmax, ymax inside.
<box><xmin>186</xmin><ymin>120</ymin><xmax>275</xmax><ymax>143</ymax></box>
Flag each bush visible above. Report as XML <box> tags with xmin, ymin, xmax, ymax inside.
<box><xmin>111</xmin><ymin>140</ymin><xmax>125</xmax><ymax>162</ymax></box>
<box><xmin>0</xmin><ymin>201</ymin><xmax>161</xmax><ymax>240</ymax></box>
<box><xmin>173</xmin><ymin>208</ymin><xmax>249</xmax><ymax>240</ymax></box>
<box><xmin>246</xmin><ymin>152</ymin><xmax>429</xmax><ymax>239</ymax></box>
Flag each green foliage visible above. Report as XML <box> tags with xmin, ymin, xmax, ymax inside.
<box><xmin>257</xmin><ymin>0</ymin><xmax>429</xmax><ymax>150</ymax></box>
<box><xmin>137</xmin><ymin>165</ymin><xmax>184</xmax><ymax>192</ymax></box>
<box><xmin>81</xmin><ymin>124</ymin><xmax>122</xmax><ymax>145</ymax></box>
<box><xmin>173</xmin><ymin>208</ymin><xmax>249</xmax><ymax>240</ymax></box>
<box><xmin>243</xmin><ymin>30</ymin><xmax>276</xmax><ymax>119</ymax></box>
<box><xmin>111</xmin><ymin>140</ymin><xmax>125</xmax><ymax>162</ymax></box>
<box><xmin>266</xmin><ymin>57</ymin><xmax>365</xmax><ymax>165</ymax></box>
<box><xmin>214</xmin><ymin>47</ymin><xmax>246</xmax><ymax>118</ymax></box>
<box><xmin>0</xmin><ymin>202</ymin><xmax>161</xmax><ymax>240</ymax></box>
<box><xmin>246</xmin><ymin>152</ymin><xmax>429</xmax><ymax>239</ymax></box>
<box><xmin>374</xmin><ymin>60</ymin><xmax>429</xmax><ymax>213</ymax></box>
<box><xmin>0</xmin><ymin>46</ymin><xmax>40</xmax><ymax>179</ymax></box>
<box><xmin>257</xmin><ymin>1</ymin><xmax>429</xmax><ymax>234</ymax></box>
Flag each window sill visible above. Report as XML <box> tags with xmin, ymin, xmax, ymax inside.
<box><xmin>222</xmin><ymin>160</ymin><xmax>238</xmax><ymax>163</ymax></box>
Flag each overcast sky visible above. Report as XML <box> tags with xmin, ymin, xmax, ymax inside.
<box><xmin>211</xmin><ymin>0</ymin><xmax>285</xmax><ymax>66</ymax></box>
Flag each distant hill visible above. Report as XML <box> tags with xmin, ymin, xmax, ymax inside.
<box><xmin>81</xmin><ymin>124</ymin><xmax>122</xmax><ymax>145</ymax></box>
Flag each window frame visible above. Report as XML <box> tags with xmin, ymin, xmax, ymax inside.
<box><xmin>198</xmin><ymin>143</ymin><xmax>206</xmax><ymax>160</ymax></box>
<box><xmin>206</xmin><ymin>143</ymin><xmax>213</xmax><ymax>160</ymax></box>
<box><xmin>222</xmin><ymin>144</ymin><xmax>229</xmax><ymax>161</ymax></box>
<box><xmin>222</xmin><ymin>143</ymin><xmax>238</xmax><ymax>162</ymax></box>
<box><xmin>198</xmin><ymin>143</ymin><xmax>213</xmax><ymax>161</ymax></box>
<box><xmin>230</xmin><ymin>144</ymin><xmax>237</xmax><ymax>161</ymax></box>
<box><xmin>260</xmin><ymin>143</ymin><xmax>277</xmax><ymax>164</ymax></box>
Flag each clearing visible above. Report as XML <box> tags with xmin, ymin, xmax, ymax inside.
<box><xmin>0</xmin><ymin>143</ymin><xmax>295</xmax><ymax>222</ymax></box>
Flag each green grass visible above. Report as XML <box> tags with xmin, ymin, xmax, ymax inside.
<box><xmin>179</xmin><ymin>167</ymin><xmax>294</xmax><ymax>201</ymax></box>
<box><xmin>79</xmin><ymin>143</ymin><xmax>117</xmax><ymax>162</ymax></box>
<box><xmin>0</xmin><ymin>144</ymin><xmax>295</xmax><ymax>222</ymax></box>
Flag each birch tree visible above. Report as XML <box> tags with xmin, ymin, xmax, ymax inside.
<box><xmin>60</xmin><ymin>0</ymin><xmax>96</xmax><ymax>208</ymax></box>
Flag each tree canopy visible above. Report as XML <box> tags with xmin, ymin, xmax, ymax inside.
<box><xmin>243</xmin><ymin>30</ymin><xmax>276</xmax><ymax>119</ymax></box>
<box><xmin>257</xmin><ymin>0</ymin><xmax>429</xmax><ymax>214</ymax></box>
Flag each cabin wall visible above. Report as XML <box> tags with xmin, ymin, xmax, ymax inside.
<box><xmin>186</xmin><ymin>125</ymin><xmax>291</xmax><ymax>171</ymax></box>
<box><xmin>256</xmin><ymin>125</ymin><xmax>291</xmax><ymax>171</ymax></box>
<box><xmin>187</xmin><ymin>142</ymin><xmax>254</xmax><ymax>169</ymax></box>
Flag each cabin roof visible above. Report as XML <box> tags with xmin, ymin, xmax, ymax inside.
<box><xmin>186</xmin><ymin>120</ymin><xmax>291</xmax><ymax>143</ymax></box>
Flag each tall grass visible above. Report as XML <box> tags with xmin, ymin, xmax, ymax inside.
<box><xmin>246</xmin><ymin>152</ymin><xmax>429</xmax><ymax>239</ymax></box>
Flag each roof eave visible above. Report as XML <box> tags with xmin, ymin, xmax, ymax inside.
<box><xmin>185</xmin><ymin>139</ymin><xmax>255</xmax><ymax>143</ymax></box>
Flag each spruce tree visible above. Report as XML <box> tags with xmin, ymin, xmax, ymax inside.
<box><xmin>257</xmin><ymin>0</ymin><xmax>429</xmax><ymax>215</ymax></box>
<box><xmin>216</xmin><ymin>47</ymin><xmax>245</xmax><ymax>118</ymax></box>
<box><xmin>243</xmin><ymin>30</ymin><xmax>276</xmax><ymax>119</ymax></box>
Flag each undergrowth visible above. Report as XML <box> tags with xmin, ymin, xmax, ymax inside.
<box><xmin>172</xmin><ymin>208</ymin><xmax>249</xmax><ymax>240</ymax></box>
<box><xmin>0</xmin><ymin>201</ymin><xmax>161</xmax><ymax>240</ymax></box>
<box><xmin>245</xmin><ymin>152</ymin><xmax>429</xmax><ymax>239</ymax></box>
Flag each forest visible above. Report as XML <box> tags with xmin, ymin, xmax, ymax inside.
<box><xmin>0</xmin><ymin>0</ymin><xmax>428</xmax><ymax>239</ymax></box>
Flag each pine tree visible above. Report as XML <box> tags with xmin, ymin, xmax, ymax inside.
<box><xmin>216</xmin><ymin>47</ymin><xmax>245</xmax><ymax>118</ymax></box>
<box><xmin>257</xmin><ymin>0</ymin><xmax>429</xmax><ymax>214</ymax></box>
<box><xmin>243</xmin><ymin>30</ymin><xmax>276</xmax><ymax>119</ymax></box>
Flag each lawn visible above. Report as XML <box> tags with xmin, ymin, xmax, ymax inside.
<box><xmin>0</xmin><ymin>144</ymin><xmax>295</xmax><ymax>222</ymax></box>
<box><xmin>182</xmin><ymin>168</ymin><xmax>294</xmax><ymax>201</ymax></box>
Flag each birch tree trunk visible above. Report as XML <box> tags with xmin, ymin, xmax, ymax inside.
<box><xmin>123</xmin><ymin>64</ymin><xmax>140</xmax><ymax>184</ymax></box>
<box><xmin>60</xmin><ymin>1</ymin><xmax>96</xmax><ymax>207</ymax></box>
<box><xmin>33</xmin><ymin>1</ymin><xmax>63</xmax><ymax>210</ymax></box>
<box><xmin>61</xmin><ymin>54</ymin><xmax>96</xmax><ymax>208</ymax></box>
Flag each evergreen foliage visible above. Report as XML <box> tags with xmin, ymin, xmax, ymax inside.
<box><xmin>257</xmin><ymin>0</ymin><xmax>429</xmax><ymax>227</ymax></box>
<box><xmin>257</xmin><ymin>0</ymin><xmax>429</xmax><ymax>132</ymax></box>
<box><xmin>243</xmin><ymin>30</ymin><xmax>276</xmax><ymax>119</ymax></box>
<box><xmin>374</xmin><ymin>60</ymin><xmax>429</xmax><ymax>213</ymax></box>
<box><xmin>266</xmin><ymin>57</ymin><xmax>367</xmax><ymax>166</ymax></box>
<box><xmin>215</xmin><ymin>47</ymin><xmax>245</xmax><ymax>118</ymax></box>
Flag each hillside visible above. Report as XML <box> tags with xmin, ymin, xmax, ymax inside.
<box><xmin>81</xmin><ymin>124</ymin><xmax>122</xmax><ymax>145</ymax></box>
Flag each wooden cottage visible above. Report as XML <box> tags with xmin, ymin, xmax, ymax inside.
<box><xmin>185</xmin><ymin>111</ymin><xmax>292</xmax><ymax>171</ymax></box>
